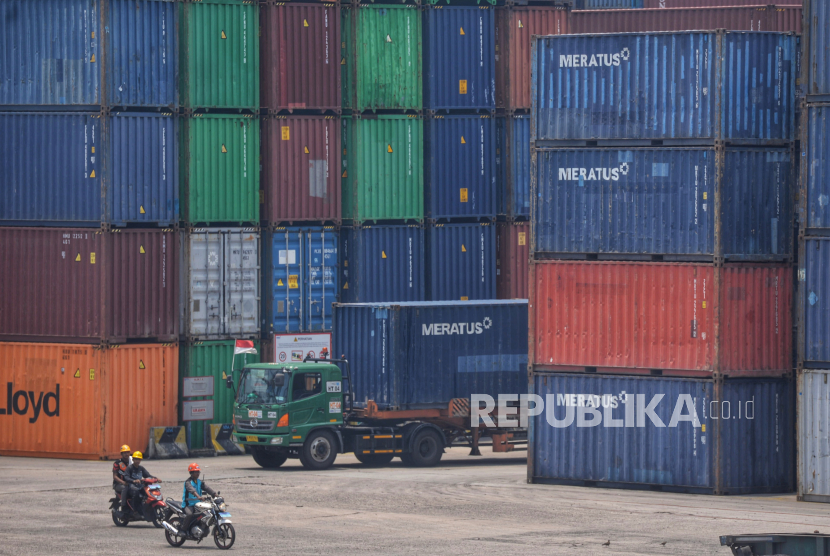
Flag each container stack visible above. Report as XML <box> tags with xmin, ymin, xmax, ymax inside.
<box><xmin>527</xmin><ymin>30</ymin><xmax>798</xmax><ymax>494</ymax></box>
<box><xmin>0</xmin><ymin>0</ymin><xmax>180</xmax><ymax>459</ymax></box>
<box><xmin>797</xmin><ymin>0</ymin><xmax>830</xmax><ymax>504</ymax></box>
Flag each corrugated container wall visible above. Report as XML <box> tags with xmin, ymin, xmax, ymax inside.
<box><xmin>353</xmin><ymin>5</ymin><xmax>422</xmax><ymax>111</ymax></box>
<box><xmin>576</xmin><ymin>0</ymin><xmax>643</xmax><ymax>8</ymax></box>
<box><xmin>494</xmin><ymin>8</ymin><xmax>507</xmax><ymax>110</ymax></box>
<box><xmin>805</xmin><ymin>106</ymin><xmax>830</xmax><ymax>230</ymax></box>
<box><xmin>341</xmin><ymin>6</ymin><xmax>354</xmax><ymax>110</ymax></box>
<box><xmin>506</xmin><ymin>7</ymin><xmax>569</xmax><ymax>111</ymax></box>
<box><xmin>805</xmin><ymin>0</ymin><xmax>830</xmax><ymax>98</ymax></box>
<box><xmin>532</xmin><ymin>32</ymin><xmax>797</xmax><ymax>142</ymax></box>
<box><xmin>530</xmin><ymin>373</ymin><xmax>794</xmax><ymax>494</ymax></box>
<box><xmin>180</xmin><ymin>341</ymin><xmax>259</xmax><ymax>450</ymax></box>
<box><xmin>798</xmin><ymin>370</ymin><xmax>830</xmax><ymax>502</ymax></box>
<box><xmin>0</xmin><ymin>343</ymin><xmax>178</xmax><ymax>460</ymax></box>
<box><xmin>0</xmin><ymin>228</ymin><xmax>178</xmax><ymax>343</ymax></box>
<box><xmin>181</xmin><ymin>115</ymin><xmax>259</xmax><ymax>224</ymax></box>
<box><xmin>802</xmin><ymin>238</ymin><xmax>830</xmax><ymax>364</ymax></box>
<box><xmin>569</xmin><ymin>6</ymin><xmax>802</xmax><ymax>34</ymax></box>
<box><xmin>531</xmin><ymin>261</ymin><xmax>792</xmax><ymax>374</ymax></box>
<box><xmin>428</xmin><ymin>223</ymin><xmax>496</xmax><ymax>301</ymax></box>
<box><xmin>184</xmin><ymin>228</ymin><xmax>260</xmax><ymax>339</ymax></box>
<box><xmin>180</xmin><ymin>0</ymin><xmax>259</xmax><ymax>109</ymax></box>
<box><xmin>340</xmin><ymin>225</ymin><xmax>426</xmax><ymax>303</ymax></box>
<box><xmin>263</xmin><ymin>227</ymin><xmax>338</xmax><ymax>335</ymax></box>
<box><xmin>495</xmin><ymin>115</ymin><xmax>507</xmax><ymax>216</ymax></box>
<box><xmin>261</xmin><ymin>3</ymin><xmax>340</xmax><ymax>112</ymax></box>
<box><xmin>332</xmin><ymin>301</ymin><xmax>527</xmax><ymax>410</ymax></box>
<box><xmin>262</xmin><ymin>115</ymin><xmax>340</xmax><ymax>224</ymax></box>
<box><xmin>533</xmin><ymin>148</ymin><xmax>791</xmax><ymax>259</ymax></box>
<box><xmin>496</xmin><ymin>222</ymin><xmax>529</xmax><ymax>299</ymax></box>
<box><xmin>508</xmin><ymin>114</ymin><xmax>530</xmax><ymax>219</ymax></box>
<box><xmin>644</xmin><ymin>0</ymin><xmax>800</xmax><ymax>7</ymax></box>
<box><xmin>423</xmin><ymin>6</ymin><xmax>495</xmax><ymax>111</ymax></box>
<box><xmin>425</xmin><ymin>115</ymin><xmax>496</xmax><ymax>220</ymax></box>
<box><xmin>342</xmin><ymin>116</ymin><xmax>424</xmax><ymax>222</ymax></box>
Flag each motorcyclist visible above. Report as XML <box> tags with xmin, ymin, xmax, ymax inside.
<box><xmin>112</xmin><ymin>445</ymin><xmax>132</xmax><ymax>498</ymax></box>
<box><xmin>180</xmin><ymin>463</ymin><xmax>217</xmax><ymax>535</ymax></box>
<box><xmin>120</xmin><ymin>451</ymin><xmax>157</xmax><ymax>513</ymax></box>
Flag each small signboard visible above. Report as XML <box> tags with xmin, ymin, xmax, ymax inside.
<box><xmin>183</xmin><ymin>376</ymin><xmax>214</xmax><ymax>398</ymax></box>
<box><xmin>274</xmin><ymin>333</ymin><xmax>332</xmax><ymax>364</ymax></box>
<box><xmin>182</xmin><ymin>400</ymin><xmax>214</xmax><ymax>421</ymax></box>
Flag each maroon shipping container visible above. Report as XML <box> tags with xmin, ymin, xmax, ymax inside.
<box><xmin>496</xmin><ymin>221</ymin><xmax>529</xmax><ymax>299</ymax></box>
<box><xmin>261</xmin><ymin>3</ymin><xmax>341</xmax><ymax>111</ymax></box>
<box><xmin>530</xmin><ymin>261</ymin><xmax>792</xmax><ymax>376</ymax></box>
<box><xmin>0</xmin><ymin>228</ymin><xmax>179</xmax><ymax>343</ymax></box>
<box><xmin>570</xmin><ymin>5</ymin><xmax>801</xmax><ymax>33</ymax></box>
<box><xmin>261</xmin><ymin>115</ymin><xmax>341</xmax><ymax>224</ymax></box>
<box><xmin>643</xmin><ymin>0</ymin><xmax>799</xmax><ymax>8</ymax></box>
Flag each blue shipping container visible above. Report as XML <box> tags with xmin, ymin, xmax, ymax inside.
<box><xmin>532</xmin><ymin>32</ymin><xmax>797</xmax><ymax>142</ymax></box>
<box><xmin>530</xmin><ymin>373</ymin><xmax>794</xmax><ymax>494</ymax></box>
<box><xmin>576</xmin><ymin>0</ymin><xmax>643</xmax><ymax>8</ymax></box>
<box><xmin>423</xmin><ymin>7</ymin><xmax>495</xmax><ymax>110</ymax></box>
<box><xmin>425</xmin><ymin>115</ymin><xmax>496</xmax><ymax>219</ymax></box>
<box><xmin>805</xmin><ymin>0</ymin><xmax>830</xmax><ymax>98</ymax></box>
<box><xmin>340</xmin><ymin>225</ymin><xmax>425</xmax><ymax>303</ymax></box>
<box><xmin>428</xmin><ymin>223</ymin><xmax>496</xmax><ymax>301</ymax></box>
<box><xmin>495</xmin><ymin>115</ymin><xmax>507</xmax><ymax>216</ymax></box>
<box><xmin>534</xmin><ymin>148</ymin><xmax>791</xmax><ymax>258</ymax></box>
<box><xmin>805</xmin><ymin>106</ymin><xmax>830</xmax><ymax>229</ymax></box>
<box><xmin>263</xmin><ymin>227</ymin><xmax>339</xmax><ymax>334</ymax></box>
<box><xmin>803</xmin><ymin>238</ymin><xmax>830</xmax><ymax>364</ymax></box>
<box><xmin>508</xmin><ymin>114</ymin><xmax>531</xmax><ymax>219</ymax></box>
<box><xmin>332</xmin><ymin>300</ymin><xmax>528</xmax><ymax>410</ymax></box>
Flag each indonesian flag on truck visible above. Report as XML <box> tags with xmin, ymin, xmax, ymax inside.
<box><xmin>234</xmin><ymin>340</ymin><xmax>257</xmax><ymax>355</ymax></box>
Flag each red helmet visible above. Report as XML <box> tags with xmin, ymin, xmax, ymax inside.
<box><xmin>188</xmin><ymin>463</ymin><xmax>201</xmax><ymax>473</ymax></box>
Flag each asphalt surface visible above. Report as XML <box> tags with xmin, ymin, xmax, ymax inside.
<box><xmin>1</xmin><ymin>448</ymin><xmax>829</xmax><ymax>555</ymax></box>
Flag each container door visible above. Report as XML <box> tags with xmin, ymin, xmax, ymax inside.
<box><xmin>189</xmin><ymin>232</ymin><xmax>224</xmax><ymax>337</ymax></box>
<box><xmin>269</xmin><ymin>230</ymin><xmax>303</xmax><ymax>333</ymax></box>
<box><xmin>225</xmin><ymin>230</ymin><xmax>260</xmax><ymax>336</ymax></box>
<box><xmin>305</xmin><ymin>229</ymin><xmax>339</xmax><ymax>331</ymax></box>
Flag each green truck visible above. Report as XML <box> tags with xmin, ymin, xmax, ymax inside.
<box><xmin>227</xmin><ymin>358</ymin><xmax>520</xmax><ymax>470</ymax></box>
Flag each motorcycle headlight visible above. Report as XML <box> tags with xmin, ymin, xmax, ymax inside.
<box><xmin>218</xmin><ymin>503</ymin><xmax>227</xmax><ymax>512</ymax></box>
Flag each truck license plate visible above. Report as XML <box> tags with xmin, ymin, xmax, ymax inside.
<box><xmin>246</xmin><ymin>436</ymin><xmax>258</xmax><ymax>442</ymax></box>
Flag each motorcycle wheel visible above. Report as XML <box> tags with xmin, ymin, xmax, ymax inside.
<box><xmin>165</xmin><ymin>517</ymin><xmax>186</xmax><ymax>547</ymax></box>
<box><xmin>213</xmin><ymin>523</ymin><xmax>236</xmax><ymax>550</ymax></box>
<box><xmin>111</xmin><ymin>510</ymin><xmax>129</xmax><ymax>527</ymax></box>
<box><xmin>152</xmin><ymin>506</ymin><xmax>166</xmax><ymax>528</ymax></box>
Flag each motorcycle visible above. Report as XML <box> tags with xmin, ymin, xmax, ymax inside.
<box><xmin>109</xmin><ymin>478</ymin><xmax>168</xmax><ymax>528</ymax></box>
<box><xmin>162</xmin><ymin>494</ymin><xmax>235</xmax><ymax>550</ymax></box>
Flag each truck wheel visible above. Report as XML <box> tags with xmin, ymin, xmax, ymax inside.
<box><xmin>301</xmin><ymin>430</ymin><xmax>337</xmax><ymax>470</ymax></box>
<box><xmin>404</xmin><ymin>429</ymin><xmax>443</xmax><ymax>467</ymax></box>
<box><xmin>354</xmin><ymin>452</ymin><xmax>394</xmax><ymax>467</ymax></box>
<box><xmin>251</xmin><ymin>448</ymin><xmax>288</xmax><ymax>469</ymax></box>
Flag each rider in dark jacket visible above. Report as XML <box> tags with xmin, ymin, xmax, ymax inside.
<box><xmin>180</xmin><ymin>463</ymin><xmax>217</xmax><ymax>535</ymax></box>
<box><xmin>112</xmin><ymin>445</ymin><xmax>132</xmax><ymax>496</ymax></box>
<box><xmin>120</xmin><ymin>451</ymin><xmax>156</xmax><ymax>512</ymax></box>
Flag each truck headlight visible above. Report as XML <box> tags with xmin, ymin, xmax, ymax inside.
<box><xmin>270</xmin><ymin>437</ymin><xmax>283</xmax><ymax>445</ymax></box>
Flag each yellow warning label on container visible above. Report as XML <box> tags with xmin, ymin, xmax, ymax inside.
<box><xmin>518</xmin><ymin>20</ymin><xmax>523</xmax><ymax>28</ymax></box>
<box><xmin>281</xmin><ymin>126</ymin><xmax>290</xmax><ymax>141</ymax></box>
<box><xmin>89</xmin><ymin>369</ymin><xmax>95</xmax><ymax>380</ymax></box>
<box><xmin>341</xmin><ymin>58</ymin><xmax>345</xmax><ymax>65</ymax></box>
<box><xmin>460</xmin><ymin>188</ymin><xmax>468</xmax><ymax>203</ymax></box>
<box><xmin>703</xmin><ymin>192</ymin><xmax>708</xmax><ymax>200</ymax></box>
<box><xmin>139</xmin><ymin>205</ymin><xmax>145</xmax><ymax>214</ymax></box>
<box><xmin>140</xmin><ymin>245</ymin><xmax>146</xmax><ymax>254</ymax></box>
<box><xmin>90</xmin><ymin>54</ymin><xmax>96</xmax><ymax>63</ymax></box>
<box><xmin>701</xmin><ymin>424</ymin><xmax>706</xmax><ymax>432</ymax></box>
<box><xmin>221</xmin><ymin>144</ymin><xmax>228</xmax><ymax>153</ymax></box>
<box><xmin>459</xmin><ymin>80</ymin><xmax>467</xmax><ymax>95</ymax></box>
<box><xmin>139</xmin><ymin>360</ymin><xmax>145</xmax><ymax>370</ymax></box>
<box><xmin>74</xmin><ymin>369</ymin><xmax>80</xmax><ymax>378</ymax></box>
<box><xmin>702</xmin><ymin>301</ymin><xmax>707</xmax><ymax>309</ymax></box>
<box><xmin>90</xmin><ymin>253</ymin><xmax>96</xmax><ymax>264</ymax></box>
<box><xmin>387</xmin><ymin>145</ymin><xmax>393</xmax><ymax>153</ymax></box>
<box><xmin>343</xmin><ymin>282</ymin><xmax>349</xmax><ymax>290</ymax></box>
<box><xmin>460</xmin><ymin>296</ymin><xmax>469</xmax><ymax>301</ymax></box>
<box><xmin>288</xmin><ymin>275</ymin><xmax>299</xmax><ymax>289</ymax></box>
<box><xmin>91</xmin><ymin>146</ymin><xmax>95</xmax><ymax>154</ymax></box>
<box><xmin>304</xmin><ymin>19</ymin><xmax>309</xmax><ymax>27</ymax></box>
<box><xmin>461</xmin><ymin>244</ymin><xmax>467</xmax><ymax>252</ymax></box>
<box><xmin>89</xmin><ymin>169</ymin><xmax>96</xmax><ymax>178</ymax></box>
<box><xmin>221</xmin><ymin>30</ymin><xmax>227</xmax><ymax>39</ymax></box>
<box><xmin>382</xmin><ymin>251</ymin><xmax>387</xmax><ymax>259</ymax></box>
<box><xmin>518</xmin><ymin>232</ymin><xmax>526</xmax><ymax>246</ymax></box>
<box><xmin>304</xmin><ymin>146</ymin><xmax>309</xmax><ymax>154</ymax></box>
<box><xmin>91</xmin><ymin>31</ymin><xmax>95</xmax><ymax>39</ymax></box>
<box><xmin>342</xmin><ymin>170</ymin><xmax>348</xmax><ymax>178</ymax></box>
<box><xmin>75</xmin><ymin>253</ymin><xmax>81</xmax><ymax>262</ymax></box>
<box><xmin>460</xmin><ymin>27</ymin><xmax>465</xmax><ymax>35</ymax></box>
<box><xmin>277</xmin><ymin>279</ymin><xmax>284</xmax><ymax>286</ymax></box>
<box><xmin>461</xmin><ymin>136</ymin><xmax>466</xmax><ymax>144</ymax></box>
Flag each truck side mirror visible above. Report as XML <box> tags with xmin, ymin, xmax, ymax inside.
<box><xmin>225</xmin><ymin>375</ymin><xmax>234</xmax><ymax>389</ymax></box>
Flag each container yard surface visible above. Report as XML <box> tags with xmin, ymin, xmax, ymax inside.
<box><xmin>3</xmin><ymin>451</ymin><xmax>827</xmax><ymax>555</ymax></box>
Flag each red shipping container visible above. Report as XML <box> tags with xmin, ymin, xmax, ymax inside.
<box><xmin>261</xmin><ymin>115</ymin><xmax>341</xmax><ymax>223</ymax></box>
<box><xmin>530</xmin><ymin>261</ymin><xmax>792</xmax><ymax>376</ymax></box>
<box><xmin>496</xmin><ymin>221</ymin><xmax>529</xmax><ymax>299</ymax></box>
<box><xmin>570</xmin><ymin>5</ymin><xmax>801</xmax><ymax>33</ymax></box>
<box><xmin>261</xmin><ymin>3</ymin><xmax>341</xmax><ymax>111</ymax></box>
<box><xmin>643</xmin><ymin>0</ymin><xmax>798</xmax><ymax>8</ymax></box>
<box><xmin>0</xmin><ymin>228</ymin><xmax>179</xmax><ymax>343</ymax></box>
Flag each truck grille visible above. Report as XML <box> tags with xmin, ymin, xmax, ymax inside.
<box><xmin>236</xmin><ymin>420</ymin><xmax>274</xmax><ymax>432</ymax></box>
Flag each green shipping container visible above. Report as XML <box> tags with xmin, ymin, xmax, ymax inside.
<box><xmin>341</xmin><ymin>6</ymin><xmax>354</xmax><ymax>111</ymax></box>
<box><xmin>180</xmin><ymin>340</ymin><xmax>260</xmax><ymax>450</ymax></box>
<box><xmin>181</xmin><ymin>0</ymin><xmax>259</xmax><ymax>109</ymax></box>
<box><xmin>354</xmin><ymin>6</ymin><xmax>422</xmax><ymax>111</ymax></box>
<box><xmin>342</xmin><ymin>115</ymin><xmax>423</xmax><ymax>222</ymax></box>
<box><xmin>182</xmin><ymin>114</ymin><xmax>260</xmax><ymax>224</ymax></box>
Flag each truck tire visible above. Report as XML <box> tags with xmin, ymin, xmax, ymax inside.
<box><xmin>403</xmin><ymin>429</ymin><xmax>443</xmax><ymax>467</ymax></box>
<box><xmin>354</xmin><ymin>452</ymin><xmax>394</xmax><ymax>467</ymax></box>
<box><xmin>251</xmin><ymin>448</ymin><xmax>288</xmax><ymax>469</ymax></box>
<box><xmin>300</xmin><ymin>430</ymin><xmax>338</xmax><ymax>470</ymax></box>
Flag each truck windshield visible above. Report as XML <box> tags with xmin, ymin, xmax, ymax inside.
<box><xmin>237</xmin><ymin>368</ymin><xmax>289</xmax><ymax>405</ymax></box>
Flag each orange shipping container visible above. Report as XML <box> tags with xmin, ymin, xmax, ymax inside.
<box><xmin>0</xmin><ymin>343</ymin><xmax>178</xmax><ymax>460</ymax></box>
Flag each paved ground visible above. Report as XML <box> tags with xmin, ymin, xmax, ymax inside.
<box><xmin>1</xmin><ymin>448</ymin><xmax>828</xmax><ymax>555</ymax></box>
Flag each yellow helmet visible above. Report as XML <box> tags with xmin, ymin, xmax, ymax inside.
<box><xmin>120</xmin><ymin>445</ymin><xmax>131</xmax><ymax>453</ymax></box>
<box><xmin>132</xmin><ymin>451</ymin><xmax>143</xmax><ymax>460</ymax></box>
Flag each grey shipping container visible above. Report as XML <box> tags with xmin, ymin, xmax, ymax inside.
<box><xmin>804</xmin><ymin>105</ymin><xmax>830</xmax><ymax>230</ymax></box>
<box><xmin>428</xmin><ymin>223</ymin><xmax>496</xmax><ymax>301</ymax></box>
<box><xmin>340</xmin><ymin>225</ymin><xmax>426</xmax><ymax>303</ymax></box>
<box><xmin>183</xmin><ymin>228</ymin><xmax>260</xmax><ymax>340</ymax></box>
<box><xmin>332</xmin><ymin>300</ymin><xmax>528</xmax><ymax>410</ymax></box>
<box><xmin>801</xmin><ymin>237</ymin><xmax>830</xmax><ymax>365</ymax></box>
<box><xmin>798</xmin><ymin>369</ymin><xmax>830</xmax><ymax>503</ymax></box>
<box><xmin>533</xmin><ymin>147</ymin><xmax>792</xmax><ymax>260</ymax></box>
<box><xmin>530</xmin><ymin>373</ymin><xmax>794</xmax><ymax>494</ymax></box>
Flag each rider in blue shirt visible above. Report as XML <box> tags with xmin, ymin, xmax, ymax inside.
<box><xmin>180</xmin><ymin>463</ymin><xmax>217</xmax><ymax>535</ymax></box>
